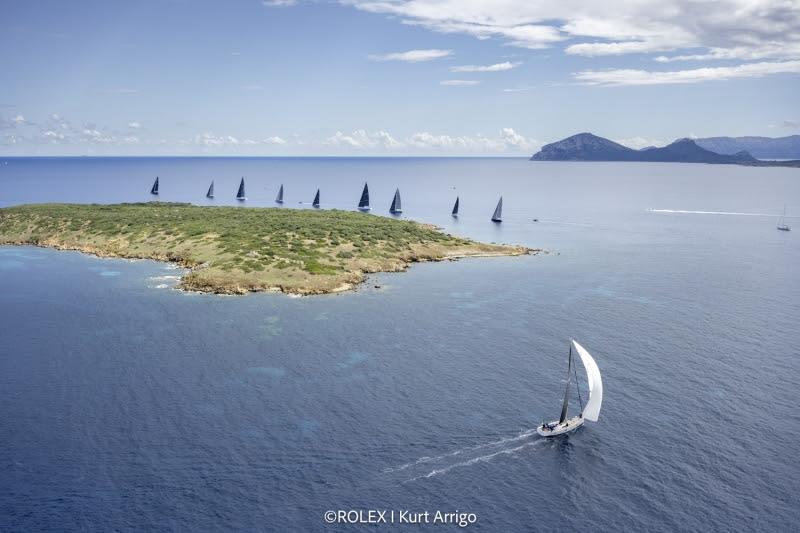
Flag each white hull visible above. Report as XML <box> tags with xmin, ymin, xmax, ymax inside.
<box><xmin>537</xmin><ymin>415</ymin><xmax>584</xmax><ymax>437</ymax></box>
<box><xmin>358</xmin><ymin>207</ymin><xmax>371</xmax><ymax>211</ymax></box>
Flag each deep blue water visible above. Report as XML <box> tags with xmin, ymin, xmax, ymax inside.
<box><xmin>1</xmin><ymin>157</ymin><xmax>798</xmax><ymax>531</ymax></box>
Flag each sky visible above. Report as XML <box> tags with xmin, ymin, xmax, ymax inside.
<box><xmin>1</xmin><ymin>0</ymin><xmax>799</xmax><ymax>156</ymax></box>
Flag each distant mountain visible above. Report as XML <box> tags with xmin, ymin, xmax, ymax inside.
<box><xmin>530</xmin><ymin>133</ymin><xmax>757</xmax><ymax>164</ymax></box>
<box><xmin>695</xmin><ymin>135</ymin><xmax>800</xmax><ymax>159</ymax></box>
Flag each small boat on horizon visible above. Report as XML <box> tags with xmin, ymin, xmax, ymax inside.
<box><xmin>537</xmin><ymin>339</ymin><xmax>603</xmax><ymax>437</ymax></box>
<box><xmin>491</xmin><ymin>196</ymin><xmax>503</xmax><ymax>223</ymax></box>
<box><xmin>150</xmin><ymin>177</ymin><xmax>159</xmax><ymax>195</ymax></box>
<box><xmin>312</xmin><ymin>189</ymin><xmax>320</xmax><ymax>208</ymax></box>
<box><xmin>275</xmin><ymin>184</ymin><xmax>284</xmax><ymax>204</ymax></box>
<box><xmin>452</xmin><ymin>196</ymin><xmax>459</xmax><ymax>217</ymax></box>
<box><xmin>389</xmin><ymin>188</ymin><xmax>402</xmax><ymax>214</ymax></box>
<box><xmin>206</xmin><ymin>180</ymin><xmax>214</xmax><ymax>199</ymax></box>
<box><xmin>236</xmin><ymin>178</ymin><xmax>246</xmax><ymax>201</ymax></box>
<box><xmin>358</xmin><ymin>182</ymin><xmax>371</xmax><ymax>211</ymax></box>
<box><xmin>777</xmin><ymin>204</ymin><xmax>791</xmax><ymax>231</ymax></box>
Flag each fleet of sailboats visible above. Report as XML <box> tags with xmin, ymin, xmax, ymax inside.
<box><xmin>777</xmin><ymin>205</ymin><xmax>791</xmax><ymax>231</ymax></box>
<box><xmin>537</xmin><ymin>340</ymin><xmax>603</xmax><ymax>437</ymax></box>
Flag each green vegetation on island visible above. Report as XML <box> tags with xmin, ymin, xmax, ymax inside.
<box><xmin>0</xmin><ymin>202</ymin><xmax>533</xmax><ymax>294</ymax></box>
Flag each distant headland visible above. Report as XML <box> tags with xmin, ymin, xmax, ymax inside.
<box><xmin>0</xmin><ymin>203</ymin><xmax>533</xmax><ymax>295</ymax></box>
<box><xmin>530</xmin><ymin>133</ymin><xmax>800</xmax><ymax>167</ymax></box>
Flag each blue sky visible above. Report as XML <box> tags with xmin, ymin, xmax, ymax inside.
<box><xmin>1</xmin><ymin>0</ymin><xmax>799</xmax><ymax>155</ymax></box>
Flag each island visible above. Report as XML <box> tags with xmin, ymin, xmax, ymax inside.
<box><xmin>0</xmin><ymin>203</ymin><xmax>533</xmax><ymax>295</ymax></box>
<box><xmin>530</xmin><ymin>133</ymin><xmax>800</xmax><ymax>167</ymax></box>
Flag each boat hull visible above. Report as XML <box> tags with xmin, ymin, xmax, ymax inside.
<box><xmin>777</xmin><ymin>225</ymin><xmax>790</xmax><ymax>231</ymax></box>
<box><xmin>358</xmin><ymin>207</ymin><xmax>371</xmax><ymax>212</ymax></box>
<box><xmin>536</xmin><ymin>416</ymin><xmax>584</xmax><ymax>437</ymax></box>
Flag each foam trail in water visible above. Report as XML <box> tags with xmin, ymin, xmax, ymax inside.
<box><xmin>649</xmin><ymin>209</ymin><xmax>782</xmax><ymax>217</ymax></box>
<box><xmin>406</xmin><ymin>440</ymin><xmax>543</xmax><ymax>482</ymax></box>
<box><xmin>383</xmin><ymin>428</ymin><xmax>537</xmax><ymax>473</ymax></box>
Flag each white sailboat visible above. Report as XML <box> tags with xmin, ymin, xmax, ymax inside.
<box><xmin>537</xmin><ymin>339</ymin><xmax>603</xmax><ymax>437</ymax></box>
<box><xmin>777</xmin><ymin>205</ymin><xmax>791</xmax><ymax>231</ymax></box>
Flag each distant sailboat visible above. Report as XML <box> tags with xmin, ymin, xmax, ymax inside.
<box><xmin>312</xmin><ymin>189</ymin><xmax>320</xmax><ymax>208</ymax></box>
<box><xmin>537</xmin><ymin>340</ymin><xmax>603</xmax><ymax>437</ymax></box>
<box><xmin>389</xmin><ymin>188</ymin><xmax>402</xmax><ymax>214</ymax></box>
<box><xmin>275</xmin><ymin>184</ymin><xmax>284</xmax><ymax>204</ymax></box>
<box><xmin>452</xmin><ymin>196</ymin><xmax>459</xmax><ymax>217</ymax></box>
<box><xmin>358</xmin><ymin>182</ymin><xmax>371</xmax><ymax>211</ymax></box>
<box><xmin>150</xmin><ymin>177</ymin><xmax>159</xmax><ymax>195</ymax></box>
<box><xmin>206</xmin><ymin>180</ymin><xmax>214</xmax><ymax>199</ymax></box>
<box><xmin>491</xmin><ymin>196</ymin><xmax>503</xmax><ymax>222</ymax></box>
<box><xmin>777</xmin><ymin>205</ymin><xmax>791</xmax><ymax>231</ymax></box>
<box><xmin>236</xmin><ymin>178</ymin><xmax>246</xmax><ymax>201</ymax></box>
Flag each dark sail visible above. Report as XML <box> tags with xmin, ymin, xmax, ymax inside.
<box><xmin>389</xmin><ymin>188</ymin><xmax>402</xmax><ymax>213</ymax></box>
<box><xmin>559</xmin><ymin>345</ymin><xmax>573</xmax><ymax>424</ymax></box>
<box><xmin>312</xmin><ymin>189</ymin><xmax>320</xmax><ymax>207</ymax></box>
<box><xmin>452</xmin><ymin>196</ymin><xmax>459</xmax><ymax>216</ymax></box>
<box><xmin>276</xmin><ymin>184</ymin><xmax>284</xmax><ymax>203</ymax></box>
<box><xmin>358</xmin><ymin>183</ymin><xmax>370</xmax><ymax>209</ymax></box>
<box><xmin>236</xmin><ymin>178</ymin><xmax>246</xmax><ymax>200</ymax></box>
<box><xmin>206</xmin><ymin>181</ymin><xmax>214</xmax><ymax>198</ymax></box>
<box><xmin>491</xmin><ymin>196</ymin><xmax>503</xmax><ymax>222</ymax></box>
<box><xmin>150</xmin><ymin>177</ymin><xmax>159</xmax><ymax>195</ymax></box>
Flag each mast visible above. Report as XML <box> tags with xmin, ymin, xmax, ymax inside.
<box><xmin>150</xmin><ymin>177</ymin><xmax>159</xmax><ymax>195</ymax></box>
<box><xmin>559</xmin><ymin>345</ymin><xmax>573</xmax><ymax>424</ymax></box>
<box><xmin>312</xmin><ymin>189</ymin><xmax>320</xmax><ymax>208</ymax></box>
<box><xmin>389</xmin><ymin>188</ymin><xmax>402</xmax><ymax>213</ymax></box>
<box><xmin>276</xmin><ymin>184</ymin><xmax>284</xmax><ymax>203</ymax></box>
<box><xmin>491</xmin><ymin>196</ymin><xmax>503</xmax><ymax>222</ymax></box>
<box><xmin>452</xmin><ymin>197</ymin><xmax>459</xmax><ymax>216</ymax></box>
<box><xmin>206</xmin><ymin>180</ymin><xmax>214</xmax><ymax>198</ymax></box>
<box><xmin>236</xmin><ymin>178</ymin><xmax>246</xmax><ymax>200</ymax></box>
<box><xmin>358</xmin><ymin>183</ymin><xmax>370</xmax><ymax>209</ymax></box>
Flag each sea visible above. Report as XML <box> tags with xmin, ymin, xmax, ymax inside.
<box><xmin>0</xmin><ymin>157</ymin><xmax>798</xmax><ymax>532</ymax></box>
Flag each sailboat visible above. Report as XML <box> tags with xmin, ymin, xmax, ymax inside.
<box><xmin>236</xmin><ymin>178</ymin><xmax>246</xmax><ymax>201</ymax></box>
<box><xmin>777</xmin><ymin>205</ymin><xmax>791</xmax><ymax>231</ymax></box>
<box><xmin>275</xmin><ymin>184</ymin><xmax>284</xmax><ymax>204</ymax></box>
<box><xmin>206</xmin><ymin>180</ymin><xmax>214</xmax><ymax>199</ymax></box>
<box><xmin>312</xmin><ymin>189</ymin><xmax>320</xmax><ymax>208</ymax></box>
<box><xmin>452</xmin><ymin>197</ymin><xmax>459</xmax><ymax>217</ymax></box>
<box><xmin>491</xmin><ymin>196</ymin><xmax>503</xmax><ymax>222</ymax></box>
<box><xmin>358</xmin><ymin>182</ymin><xmax>371</xmax><ymax>211</ymax></box>
<box><xmin>389</xmin><ymin>188</ymin><xmax>402</xmax><ymax>214</ymax></box>
<box><xmin>150</xmin><ymin>177</ymin><xmax>159</xmax><ymax>195</ymax></box>
<box><xmin>537</xmin><ymin>340</ymin><xmax>603</xmax><ymax>437</ymax></box>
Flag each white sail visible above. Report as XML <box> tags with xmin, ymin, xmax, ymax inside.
<box><xmin>571</xmin><ymin>339</ymin><xmax>603</xmax><ymax>422</ymax></box>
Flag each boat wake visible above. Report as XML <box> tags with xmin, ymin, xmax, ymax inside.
<box><xmin>649</xmin><ymin>208</ymin><xmax>781</xmax><ymax>217</ymax></box>
<box><xmin>384</xmin><ymin>428</ymin><xmax>542</xmax><ymax>481</ymax></box>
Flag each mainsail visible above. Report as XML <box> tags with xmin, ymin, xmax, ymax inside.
<box><xmin>150</xmin><ymin>177</ymin><xmax>159</xmax><ymax>195</ymax></box>
<box><xmin>236</xmin><ymin>178</ymin><xmax>246</xmax><ymax>200</ymax></box>
<box><xmin>276</xmin><ymin>184</ymin><xmax>284</xmax><ymax>203</ymax></box>
<box><xmin>206</xmin><ymin>181</ymin><xmax>214</xmax><ymax>198</ymax></box>
<box><xmin>572</xmin><ymin>340</ymin><xmax>603</xmax><ymax>421</ymax></box>
<box><xmin>358</xmin><ymin>183</ymin><xmax>370</xmax><ymax>209</ymax></box>
<box><xmin>389</xmin><ymin>188</ymin><xmax>402</xmax><ymax>213</ymax></box>
<box><xmin>559</xmin><ymin>345</ymin><xmax>573</xmax><ymax>424</ymax></box>
<box><xmin>491</xmin><ymin>197</ymin><xmax>503</xmax><ymax>222</ymax></box>
<box><xmin>312</xmin><ymin>189</ymin><xmax>320</xmax><ymax>207</ymax></box>
<box><xmin>452</xmin><ymin>197</ymin><xmax>459</xmax><ymax>216</ymax></box>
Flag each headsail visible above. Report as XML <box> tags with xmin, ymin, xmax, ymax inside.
<box><xmin>236</xmin><ymin>178</ymin><xmax>246</xmax><ymax>200</ymax></box>
<box><xmin>150</xmin><ymin>177</ymin><xmax>159</xmax><ymax>195</ymax></box>
<box><xmin>389</xmin><ymin>188</ymin><xmax>402</xmax><ymax>213</ymax></box>
<box><xmin>276</xmin><ymin>184</ymin><xmax>284</xmax><ymax>203</ymax></box>
<box><xmin>559</xmin><ymin>345</ymin><xmax>573</xmax><ymax>424</ymax></box>
<box><xmin>452</xmin><ymin>197</ymin><xmax>459</xmax><ymax>216</ymax></box>
<box><xmin>206</xmin><ymin>180</ymin><xmax>214</xmax><ymax>198</ymax></box>
<box><xmin>358</xmin><ymin>183</ymin><xmax>370</xmax><ymax>209</ymax></box>
<box><xmin>312</xmin><ymin>189</ymin><xmax>320</xmax><ymax>207</ymax></box>
<box><xmin>572</xmin><ymin>340</ymin><xmax>603</xmax><ymax>421</ymax></box>
<box><xmin>491</xmin><ymin>196</ymin><xmax>503</xmax><ymax>222</ymax></box>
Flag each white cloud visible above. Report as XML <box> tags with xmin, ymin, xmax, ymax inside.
<box><xmin>450</xmin><ymin>61</ymin><xmax>520</xmax><ymax>73</ymax></box>
<box><xmin>264</xmin><ymin>136</ymin><xmax>288</xmax><ymax>145</ymax></box>
<box><xmin>42</xmin><ymin>130</ymin><xmax>65</xmax><ymax>141</ymax></box>
<box><xmin>613</xmin><ymin>137</ymin><xmax>665</xmax><ymax>149</ymax></box>
<box><xmin>781</xmin><ymin>119</ymin><xmax>800</xmax><ymax>128</ymax></box>
<box><xmin>440</xmin><ymin>79</ymin><xmax>480</xmax><ymax>86</ymax></box>
<box><xmin>574</xmin><ymin>60</ymin><xmax>800</xmax><ymax>86</ymax></box>
<box><xmin>326</xmin><ymin>129</ymin><xmax>403</xmax><ymax>149</ymax></box>
<box><xmin>325</xmin><ymin>128</ymin><xmax>538</xmax><ymax>153</ymax></box>
<box><xmin>262</xmin><ymin>0</ymin><xmax>297</xmax><ymax>7</ymax></box>
<box><xmin>12</xmin><ymin>115</ymin><xmax>25</xmax><ymax>124</ymax></box>
<box><xmin>128</xmin><ymin>121</ymin><xmax>141</xmax><ymax>129</ymax></box>
<box><xmin>368</xmin><ymin>49</ymin><xmax>452</xmax><ymax>62</ymax></box>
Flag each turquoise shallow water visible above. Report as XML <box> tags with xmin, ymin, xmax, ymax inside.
<box><xmin>1</xmin><ymin>157</ymin><xmax>799</xmax><ymax>531</ymax></box>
